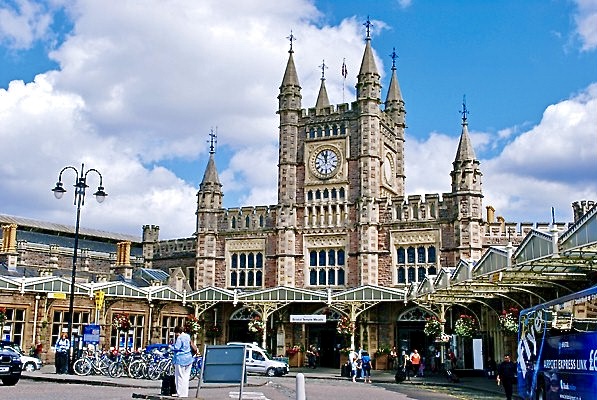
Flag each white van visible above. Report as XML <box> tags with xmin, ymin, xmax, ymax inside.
<box><xmin>227</xmin><ymin>342</ymin><xmax>289</xmax><ymax>377</ymax></box>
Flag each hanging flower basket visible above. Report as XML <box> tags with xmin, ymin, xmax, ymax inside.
<box><xmin>205</xmin><ymin>324</ymin><xmax>222</xmax><ymax>339</ymax></box>
<box><xmin>454</xmin><ymin>314</ymin><xmax>478</xmax><ymax>338</ymax></box>
<box><xmin>184</xmin><ymin>314</ymin><xmax>202</xmax><ymax>336</ymax></box>
<box><xmin>112</xmin><ymin>312</ymin><xmax>131</xmax><ymax>332</ymax></box>
<box><xmin>424</xmin><ymin>316</ymin><xmax>443</xmax><ymax>337</ymax></box>
<box><xmin>336</xmin><ymin>316</ymin><xmax>355</xmax><ymax>336</ymax></box>
<box><xmin>0</xmin><ymin>307</ymin><xmax>6</xmax><ymax>326</ymax></box>
<box><xmin>499</xmin><ymin>307</ymin><xmax>520</xmax><ymax>334</ymax></box>
<box><xmin>248</xmin><ymin>316</ymin><xmax>265</xmax><ymax>334</ymax></box>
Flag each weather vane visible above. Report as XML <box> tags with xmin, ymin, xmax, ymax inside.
<box><xmin>319</xmin><ymin>59</ymin><xmax>328</xmax><ymax>80</ymax></box>
<box><xmin>287</xmin><ymin>30</ymin><xmax>296</xmax><ymax>52</ymax></box>
<box><xmin>364</xmin><ymin>16</ymin><xmax>372</xmax><ymax>39</ymax></box>
<box><xmin>390</xmin><ymin>47</ymin><xmax>398</xmax><ymax>70</ymax></box>
<box><xmin>208</xmin><ymin>127</ymin><xmax>217</xmax><ymax>154</ymax></box>
<box><xmin>460</xmin><ymin>95</ymin><xmax>469</xmax><ymax>123</ymax></box>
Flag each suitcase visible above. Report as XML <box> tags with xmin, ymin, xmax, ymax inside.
<box><xmin>395</xmin><ymin>368</ymin><xmax>406</xmax><ymax>383</ymax></box>
<box><xmin>340</xmin><ymin>363</ymin><xmax>350</xmax><ymax>377</ymax></box>
<box><xmin>161</xmin><ymin>374</ymin><xmax>177</xmax><ymax>396</ymax></box>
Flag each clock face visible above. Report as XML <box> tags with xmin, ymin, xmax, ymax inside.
<box><xmin>384</xmin><ymin>154</ymin><xmax>394</xmax><ymax>184</ymax></box>
<box><xmin>314</xmin><ymin>149</ymin><xmax>339</xmax><ymax>176</ymax></box>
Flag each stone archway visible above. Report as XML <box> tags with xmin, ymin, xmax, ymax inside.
<box><xmin>396</xmin><ymin>306</ymin><xmax>436</xmax><ymax>357</ymax></box>
<box><xmin>228</xmin><ymin>307</ymin><xmax>261</xmax><ymax>343</ymax></box>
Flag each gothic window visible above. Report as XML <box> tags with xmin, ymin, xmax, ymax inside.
<box><xmin>259</xmin><ymin>215</ymin><xmax>264</xmax><ymax>227</ymax></box>
<box><xmin>308</xmin><ymin>191</ymin><xmax>313</xmax><ymax>201</ymax></box>
<box><xmin>428</xmin><ymin>246</ymin><xmax>436</xmax><ymax>263</ymax></box>
<box><xmin>245</xmin><ymin>216</ymin><xmax>250</xmax><ymax>228</ymax></box>
<box><xmin>339</xmin><ymin>188</ymin><xmax>345</xmax><ymax>198</ymax></box>
<box><xmin>231</xmin><ymin>217</ymin><xmax>236</xmax><ymax>228</ymax></box>
<box><xmin>407</xmin><ymin>247</ymin><xmax>415</xmax><ymax>263</ymax></box>
<box><xmin>418</xmin><ymin>267</ymin><xmax>426</xmax><ymax>281</ymax></box>
<box><xmin>397</xmin><ymin>267</ymin><xmax>406</xmax><ymax>283</ymax></box>
<box><xmin>325</xmin><ymin>126</ymin><xmax>331</xmax><ymax>137</ymax></box>
<box><xmin>417</xmin><ymin>247</ymin><xmax>426</xmax><ymax>263</ymax></box>
<box><xmin>316</xmin><ymin>190</ymin><xmax>321</xmax><ymax>200</ymax></box>
<box><xmin>309</xmin><ymin>128</ymin><xmax>315</xmax><ymax>138</ymax></box>
<box><xmin>408</xmin><ymin>267</ymin><xmax>416</xmax><ymax>282</ymax></box>
<box><xmin>229</xmin><ymin>251</ymin><xmax>264</xmax><ymax>288</ymax></box>
<box><xmin>323</xmin><ymin>189</ymin><xmax>329</xmax><ymax>199</ymax></box>
<box><xmin>317</xmin><ymin>127</ymin><xmax>323</xmax><ymax>137</ymax></box>
<box><xmin>333</xmin><ymin>125</ymin><xmax>338</xmax><ymax>136</ymax></box>
<box><xmin>308</xmin><ymin>248</ymin><xmax>345</xmax><ymax>286</ymax></box>
<box><xmin>340</xmin><ymin>125</ymin><xmax>346</xmax><ymax>135</ymax></box>
<box><xmin>331</xmin><ymin>189</ymin><xmax>337</xmax><ymax>199</ymax></box>
<box><xmin>397</xmin><ymin>248</ymin><xmax>405</xmax><ymax>264</ymax></box>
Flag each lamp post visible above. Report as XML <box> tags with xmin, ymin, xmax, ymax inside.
<box><xmin>52</xmin><ymin>163</ymin><xmax>107</xmax><ymax>373</ymax></box>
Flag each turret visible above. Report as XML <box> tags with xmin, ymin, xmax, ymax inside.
<box><xmin>277</xmin><ymin>32</ymin><xmax>302</xmax><ymax>206</ymax></box>
<box><xmin>196</xmin><ymin>130</ymin><xmax>223</xmax><ymax>234</ymax></box>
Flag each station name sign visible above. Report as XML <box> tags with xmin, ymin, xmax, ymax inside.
<box><xmin>290</xmin><ymin>315</ymin><xmax>326</xmax><ymax>323</ymax></box>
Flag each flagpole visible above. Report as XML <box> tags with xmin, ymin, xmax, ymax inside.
<box><xmin>342</xmin><ymin>58</ymin><xmax>347</xmax><ymax>103</ymax></box>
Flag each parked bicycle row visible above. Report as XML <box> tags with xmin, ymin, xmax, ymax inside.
<box><xmin>72</xmin><ymin>347</ymin><xmax>202</xmax><ymax>380</ymax></box>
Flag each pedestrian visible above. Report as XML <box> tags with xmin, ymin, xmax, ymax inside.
<box><xmin>306</xmin><ymin>345</ymin><xmax>318</xmax><ymax>369</ymax></box>
<box><xmin>497</xmin><ymin>354</ymin><xmax>517</xmax><ymax>400</ymax></box>
<box><xmin>402</xmin><ymin>351</ymin><xmax>412</xmax><ymax>381</ymax></box>
<box><xmin>389</xmin><ymin>346</ymin><xmax>398</xmax><ymax>369</ymax></box>
<box><xmin>349</xmin><ymin>348</ymin><xmax>358</xmax><ymax>382</ymax></box>
<box><xmin>361</xmin><ymin>351</ymin><xmax>372</xmax><ymax>383</ymax></box>
<box><xmin>172</xmin><ymin>325</ymin><xmax>197</xmax><ymax>398</ymax></box>
<box><xmin>55</xmin><ymin>332</ymin><xmax>70</xmax><ymax>374</ymax></box>
<box><xmin>410</xmin><ymin>349</ymin><xmax>421</xmax><ymax>377</ymax></box>
<box><xmin>486</xmin><ymin>356</ymin><xmax>497</xmax><ymax>378</ymax></box>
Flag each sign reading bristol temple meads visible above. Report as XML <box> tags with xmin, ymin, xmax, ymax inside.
<box><xmin>1</xmin><ymin>21</ymin><xmax>594</xmax><ymax>371</ymax></box>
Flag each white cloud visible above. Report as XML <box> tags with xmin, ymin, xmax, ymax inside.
<box><xmin>0</xmin><ymin>0</ymin><xmax>54</xmax><ymax>49</ymax></box>
<box><xmin>482</xmin><ymin>83</ymin><xmax>597</xmax><ymax>223</ymax></box>
<box><xmin>574</xmin><ymin>0</ymin><xmax>597</xmax><ymax>51</ymax></box>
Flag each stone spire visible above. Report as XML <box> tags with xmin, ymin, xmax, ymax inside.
<box><xmin>384</xmin><ymin>47</ymin><xmax>405</xmax><ymax>127</ymax></box>
<box><xmin>197</xmin><ymin>129</ymin><xmax>223</xmax><ymax>213</ymax></box>
<box><xmin>454</xmin><ymin>100</ymin><xmax>477</xmax><ymax>163</ymax></box>
<box><xmin>281</xmin><ymin>31</ymin><xmax>300</xmax><ymax>89</ymax></box>
<box><xmin>315</xmin><ymin>59</ymin><xmax>330</xmax><ymax>109</ymax></box>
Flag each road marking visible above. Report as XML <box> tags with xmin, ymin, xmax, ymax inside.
<box><xmin>228</xmin><ymin>391</ymin><xmax>270</xmax><ymax>399</ymax></box>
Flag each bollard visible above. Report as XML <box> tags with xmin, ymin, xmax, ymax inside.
<box><xmin>296</xmin><ymin>372</ymin><xmax>306</xmax><ymax>400</ymax></box>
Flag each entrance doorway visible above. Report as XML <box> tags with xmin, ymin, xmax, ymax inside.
<box><xmin>308</xmin><ymin>322</ymin><xmax>347</xmax><ymax>368</ymax></box>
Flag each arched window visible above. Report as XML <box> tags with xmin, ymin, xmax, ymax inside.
<box><xmin>315</xmin><ymin>190</ymin><xmax>321</xmax><ymax>200</ymax></box>
<box><xmin>407</xmin><ymin>247</ymin><xmax>415</xmax><ymax>264</ymax></box>
<box><xmin>328</xmin><ymin>269</ymin><xmax>335</xmax><ymax>285</ymax></box>
<box><xmin>230</xmin><ymin>271</ymin><xmax>237</xmax><ymax>286</ymax></box>
<box><xmin>397</xmin><ymin>267</ymin><xmax>406</xmax><ymax>283</ymax></box>
<box><xmin>256</xmin><ymin>253</ymin><xmax>263</xmax><ymax>267</ymax></box>
<box><xmin>397</xmin><ymin>248</ymin><xmax>405</xmax><ymax>264</ymax></box>
<box><xmin>229</xmin><ymin>251</ymin><xmax>264</xmax><ymax>288</ymax></box>
<box><xmin>428</xmin><ymin>246</ymin><xmax>436</xmax><ymax>263</ymax></box>
<box><xmin>332</xmin><ymin>125</ymin><xmax>338</xmax><ymax>135</ymax></box>
<box><xmin>418</xmin><ymin>267</ymin><xmax>426</xmax><ymax>281</ymax></box>
<box><xmin>317</xmin><ymin>127</ymin><xmax>322</xmax><ymax>137</ymax></box>
<box><xmin>338</xmin><ymin>269</ymin><xmax>345</xmax><ymax>285</ymax></box>
<box><xmin>248</xmin><ymin>253</ymin><xmax>254</xmax><ymax>268</ymax></box>
<box><xmin>328</xmin><ymin>250</ymin><xmax>336</xmax><ymax>266</ymax></box>
<box><xmin>231</xmin><ymin>254</ymin><xmax>238</xmax><ymax>268</ymax></box>
<box><xmin>259</xmin><ymin>215</ymin><xmax>264</xmax><ymax>227</ymax></box>
<box><xmin>338</xmin><ymin>249</ymin><xmax>345</xmax><ymax>265</ymax></box>
<box><xmin>245</xmin><ymin>216</ymin><xmax>250</xmax><ymax>228</ymax></box>
<box><xmin>310</xmin><ymin>270</ymin><xmax>317</xmax><ymax>285</ymax></box>
<box><xmin>308</xmin><ymin>191</ymin><xmax>313</xmax><ymax>201</ymax></box>
<box><xmin>325</xmin><ymin>126</ymin><xmax>331</xmax><ymax>137</ymax></box>
<box><xmin>417</xmin><ymin>247</ymin><xmax>426</xmax><ymax>263</ymax></box>
<box><xmin>231</xmin><ymin>217</ymin><xmax>236</xmax><ymax>228</ymax></box>
<box><xmin>318</xmin><ymin>250</ymin><xmax>326</xmax><ymax>266</ymax></box>
<box><xmin>256</xmin><ymin>271</ymin><xmax>263</xmax><ymax>286</ymax></box>
<box><xmin>339</xmin><ymin>188</ymin><xmax>345</xmax><ymax>198</ymax></box>
<box><xmin>340</xmin><ymin>125</ymin><xmax>346</xmax><ymax>135</ymax></box>
<box><xmin>323</xmin><ymin>189</ymin><xmax>329</xmax><ymax>199</ymax></box>
<box><xmin>309</xmin><ymin>128</ymin><xmax>315</xmax><ymax>138</ymax></box>
<box><xmin>310</xmin><ymin>251</ymin><xmax>317</xmax><ymax>266</ymax></box>
<box><xmin>408</xmin><ymin>267</ymin><xmax>416</xmax><ymax>282</ymax></box>
<box><xmin>331</xmin><ymin>189</ymin><xmax>337</xmax><ymax>199</ymax></box>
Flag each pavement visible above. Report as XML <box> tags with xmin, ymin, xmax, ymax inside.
<box><xmin>20</xmin><ymin>365</ymin><xmax>521</xmax><ymax>399</ymax></box>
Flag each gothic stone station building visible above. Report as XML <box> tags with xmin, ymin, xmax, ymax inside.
<box><xmin>1</xmin><ymin>30</ymin><xmax>596</xmax><ymax>370</ymax></box>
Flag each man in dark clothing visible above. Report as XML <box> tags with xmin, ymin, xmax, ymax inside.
<box><xmin>497</xmin><ymin>354</ymin><xmax>517</xmax><ymax>400</ymax></box>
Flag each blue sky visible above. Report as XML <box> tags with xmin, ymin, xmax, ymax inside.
<box><xmin>0</xmin><ymin>0</ymin><xmax>595</xmax><ymax>239</ymax></box>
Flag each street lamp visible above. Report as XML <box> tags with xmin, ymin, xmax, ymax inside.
<box><xmin>52</xmin><ymin>163</ymin><xmax>107</xmax><ymax>373</ymax></box>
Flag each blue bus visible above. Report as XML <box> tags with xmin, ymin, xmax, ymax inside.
<box><xmin>517</xmin><ymin>285</ymin><xmax>597</xmax><ymax>400</ymax></box>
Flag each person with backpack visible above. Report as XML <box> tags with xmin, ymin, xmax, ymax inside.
<box><xmin>361</xmin><ymin>351</ymin><xmax>372</xmax><ymax>383</ymax></box>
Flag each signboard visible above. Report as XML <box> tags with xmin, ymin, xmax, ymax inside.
<box><xmin>94</xmin><ymin>290</ymin><xmax>105</xmax><ymax>310</ymax></box>
<box><xmin>48</xmin><ymin>292</ymin><xmax>67</xmax><ymax>299</ymax></box>
<box><xmin>290</xmin><ymin>315</ymin><xmax>326</xmax><ymax>323</ymax></box>
<box><xmin>82</xmin><ymin>324</ymin><xmax>100</xmax><ymax>345</ymax></box>
<box><xmin>198</xmin><ymin>345</ymin><xmax>247</xmax><ymax>400</ymax></box>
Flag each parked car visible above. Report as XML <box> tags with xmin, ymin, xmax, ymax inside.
<box><xmin>226</xmin><ymin>342</ymin><xmax>289</xmax><ymax>377</ymax></box>
<box><xmin>0</xmin><ymin>348</ymin><xmax>22</xmax><ymax>386</ymax></box>
<box><xmin>0</xmin><ymin>342</ymin><xmax>42</xmax><ymax>372</ymax></box>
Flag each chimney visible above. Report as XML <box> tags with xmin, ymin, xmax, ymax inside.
<box><xmin>486</xmin><ymin>206</ymin><xmax>495</xmax><ymax>223</ymax></box>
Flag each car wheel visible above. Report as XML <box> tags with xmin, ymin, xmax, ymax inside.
<box><xmin>2</xmin><ymin>377</ymin><xmax>20</xmax><ymax>386</ymax></box>
<box><xmin>24</xmin><ymin>362</ymin><xmax>37</xmax><ymax>372</ymax></box>
<box><xmin>266</xmin><ymin>367</ymin><xmax>276</xmax><ymax>377</ymax></box>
